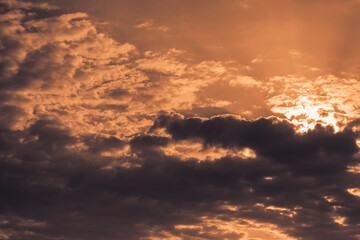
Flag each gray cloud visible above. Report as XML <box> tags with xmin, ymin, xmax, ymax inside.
<box><xmin>0</xmin><ymin>114</ymin><xmax>359</xmax><ymax>239</ymax></box>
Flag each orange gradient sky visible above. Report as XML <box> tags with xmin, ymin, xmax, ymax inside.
<box><xmin>0</xmin><ymin>0</ymin><xmax>359</xmax><ymax>240</ymax></box>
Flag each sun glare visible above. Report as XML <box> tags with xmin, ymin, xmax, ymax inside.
<box><xmin>160</xmin><ymin>140</ymin><xmax>256</xmax><ymax>161</ymax></box>
<box><xmin>267</xmin><ymin>76</ymin><xmax>360</xmax><ymax>133</ymax></box>
<box><xmin>273</xmin><ymin>100</ymin><xmax>340</xmax><ymax>132</ymax></box>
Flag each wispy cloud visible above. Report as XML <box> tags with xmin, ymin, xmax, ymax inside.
<box><xmin>134</xmin><ymin>20</ymin><xmax>169</xmax><ymax>32</ymax></box>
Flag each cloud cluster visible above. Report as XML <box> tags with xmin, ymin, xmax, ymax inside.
<box><xmin>0</xmin><ymin>0</ymin><xmax>240</xmax><ymax>139</ymax></box>
<box><xmin>1</xmin><ymin>1</ymin><xmax>360</xmax><ymax>240</ymax></box>
<box><xmin>0</xmin><ymin>112</ymin><xmax>359</xmax><ymax>239</ymax></box>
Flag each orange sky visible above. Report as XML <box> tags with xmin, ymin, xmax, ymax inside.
<box><xmin>0</xmin><ymin>0</ymin><xmax>359</xmax><ymax>239</ymax></box>
<box><xmin>44</xmin><ymin>0</ymin><xmax>360</xmax><ymax>130</ymax></box>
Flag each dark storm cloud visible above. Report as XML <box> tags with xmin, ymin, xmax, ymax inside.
<box><xmin>130</xmin><ymin>135</ymin><xmax>169</xmax><ymax>150</ymax></box>
<box><xmin>0</xmin><ymin>115</ymin><xmax>359</xmax><ymax>239</ymax></box>
<box><xmin>28</xmin><ymin>119</ymin><xmax>77</xmax><ymax>151</ymax></box>
<box><xmin>160</xmin><ymin>116</ymin><xmax>359</xmax><ymax>174</ymax></box>
<box><xmin>150</xmin><ymin>115</ymin><xmax>360</xmax><ymax>238</ymax></box>
<box><xmin>0</xmin><ymin>104</ymin><xmax>25</xmax><ymax>130</ymax></box>
<box><xmin>83</xmin><ymin>135</ymin><xmax>125</xmax><ymax>154</ymax></box>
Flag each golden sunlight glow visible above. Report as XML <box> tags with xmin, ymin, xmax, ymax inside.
<box><xmin>272</xmin><ymin>98</ymin><xmax>339</xmax><ymax>132</ymax></box>
<box><xmin>169</xmin><ymin>216</ymin><xmax>298</xmax><ymax>240</ymax></box>
<box><xmin>100</xmin><ymin>145</ymin><xmax>131</xmax><ymax>157</ymax></box>
<box><xmin>265</xmin><ymin>206</ymin><xmax>297</xmax><ymax>218</ymax></box>
<box><xmin>254</xmin><ymin>203</ymin><xmax>297</xmax><ymax>218</ymax></box>
<box><xmin>347</xmin><ymin>164</ymin><xmax>360</xmax><ymax>174</ymax></box>
<box><xmin>347</xmin><ymin>188</ymin><xmax>360</xmax><ymax>198</ymax></box>
<box><xmin>267</xmin><ymin>76</ymin><xmax>360</xmax><ymax>132</ymax></box>
<box><xmin>332</xmin><ymin>216</ymin><xmax>347</xmax><ymax>226</ymax></box>
<box><xmin>160</xmin><ymin>140</ymin><xmax>256</xmax><ymax>161</ymax></box>
<box><xmin>324</xmin><ymin>195</ymin><xmax>336</xmax><ymax>203</ymax></box>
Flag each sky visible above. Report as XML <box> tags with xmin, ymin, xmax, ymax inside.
<box><xmin>0</xmin><ymin>0</ymin><xmax>359</xmax><ymax>239</ymax></box>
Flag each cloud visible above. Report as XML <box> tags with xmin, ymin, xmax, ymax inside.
<box><xmin>1</xmin><ymin>1</ymin><xmax>360</xmax><ymax>240</ymax></box>
<box><xmin>266</xmin><ymin>75</ymin><xmax>360</xmax><ymax>132</ymax></box>
<box><xmin>0</xmin><ymin>2</ymin><xmax>240</xmax><ymax>139</ymax></box>
<box><xmin>228</xmin><ymin>76</ymin><xmax>261</xmax><ymax>88</ymax></box>
<box><xmin>1</xmin><ymin>112</ymin><xmax>359</xmax><ymax>239</ymax></box>
<box><xmin>158</xmin><ymin>115</ymin><xmax>358</xmax><ymax>168</ymax></box>
<box><xmin>150</xmin><ymin>115</ymin><xmax>360</xmax><ymax>238</ymax></box>
<box><xmin>134</xmin><ymin>20</ymin><xmax>169</xmax><ymax>32</ymax></box>
<box><xmin>159</xmin><ymin>139</ymin><xmax>256</xmax><ymax>162</ymax></box>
